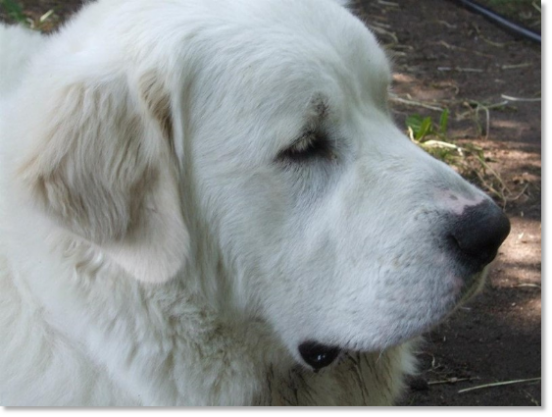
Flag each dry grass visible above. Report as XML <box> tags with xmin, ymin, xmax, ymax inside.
<box><xmin>458</xmin><ymin>377</ymin><xmax>541</xmax><ymax>394</ymax></box>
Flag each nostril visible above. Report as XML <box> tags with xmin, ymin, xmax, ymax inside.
<box><xmin>298</xmin><ymin>341</ymin><xmax>341</xmax><ymax>371</ymax></box>
<box><xmin>449</xmin><ymin>200</ymin><xmax>510</xmax><ymax>270</ymax></box>
<box><xmin>449</xmin><ymin>232</ymin><xmax>496</xmax><ymax>267</ymax></box>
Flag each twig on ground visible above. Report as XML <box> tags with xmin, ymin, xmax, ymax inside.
<box><xmin>502</xmin><ymin>94</ymin><xmax>541</xmax><ymax>102</ymax></box>
<box><xmin>506</xmin><ymin>183</ymin><xmax>529</xmax><ymax>203</ymax></box>
<box><xmin>458</xmin><ymin>377</ymin><xmax>541</xmax><ymax>394</ymax></box>
<box><xmin>368</xmin><ymin>24</ymin><xmax>399</xmax><ymax>44</ymax></box>
<box><xmin>501</xmin><ymin>63</ymin><xmax>533</xmax><ymax>70</ymax></box>
<box><xmin>515</xmin><ymin>283</ymin><xmax>541</xmax><ymax>289</ymax></box>
<box><xmin>377</xmin><ymin>0</ymin><xmax>399</xmax><ymax>7</ymax></box>
<box><xmin>480</xmin><ymin>35</ymin><xmax>507</xmax><ymax>48</ymax></box>
<box><xmin>458</xmin><ymin>100</ymin><xmax>510</xmax><ymax>140</ymax></box>
<box><xmin>429</xmin><ymin>377</ymin><xmax>480</xmax><ymax>386</ymax></box>
<box><xmin>436</xmin><ymin>41</ymin><xmax>494</xmax><ymax>58</ymax></box>
<box><xmin>436</xmin><ymin>20</ymin><xmax>457</xmax><ymax>29</ymax></box>
<box><xmin>390</xmin><ymin>95</ymin><xmax>444</xmax><ymax>112</ymax></box>
<box><xmin>438</xmin><ymin>67</ymin><xmax>484</xmax><ymax>73</ymax></box>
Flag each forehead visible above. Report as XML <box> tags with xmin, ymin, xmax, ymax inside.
<box><xmin>188</xmin><ymin>0</ymin><xmax>392</xmax><ymax>151</ymax></box>
<box><xmin>203</xmin><ymin>2</ymin><xmax>389</xmax><ymax>99</ymax></box>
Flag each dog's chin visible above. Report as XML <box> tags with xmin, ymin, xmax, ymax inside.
<box><xmin>293</xmin><ymin>266</ymin><xmax>490</xmax><ymax>372</ymax></box>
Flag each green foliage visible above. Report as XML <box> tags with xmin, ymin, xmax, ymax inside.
<box><xmin>0</xmin><ymin>0</ymin><xmax>58</xmax><ymax>31</ymax></box>
<box><xmin>406</xmin><ymin>110</ymin><xmax>507</xmax><ymax>205</ymax></box>
<box><xmin>405</xmin><ymin>109</ymin><xmax>457</xmax><ymax>164</ymax></box>
<box><xmin>0</xmin><ymin>0</ymin><xmax>28</xmax><ymax>25</ymax></box>
<box><xmin>406</xmin><ymin>109</ymin><xmax>449</xmax><ymax>142</ymax></box>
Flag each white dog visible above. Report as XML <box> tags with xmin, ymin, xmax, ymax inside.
<box><xmin>0</xmin><ymin>0</ymin><xmax>510</xmax><ymax>406</ymax></box>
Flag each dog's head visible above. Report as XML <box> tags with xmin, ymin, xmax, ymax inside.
<box><xmin>15</xmin><ymin>0</ymin><xmax>509</xmax><ymax>370</ymax></box>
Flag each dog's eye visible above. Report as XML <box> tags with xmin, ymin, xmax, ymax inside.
<box><xmin>278</xmin><ymin>131</ymin><xmax>335</xmax><ymax>163</ymax></box>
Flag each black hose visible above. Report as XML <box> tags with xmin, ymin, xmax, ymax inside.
<box><xmin>450</xmin><ymin>0</ymin><xmax>541</xmax><ymax>44</ymax></box>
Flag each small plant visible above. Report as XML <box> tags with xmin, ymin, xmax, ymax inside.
<box><xmin>0</xmin><ymin>0</ymin><xmax>27</xmax><ymax>24</ymax></box>
<box><xmin>0</xmin><ymin>0</ymin><xmax>58</xmax><ymax>31</ymax></box>
<box><xmin>406</xmin><ymin>109</ymin><xmax>462</xmax><ymax>164</ymax></box>
<box><xmin>405</xmin><ymin>110</ymin><xmax>510</xmax><ymax>207</ymax></box>
<box><xmin>406</xmin><ymin>109</ymin><xmax>449</xmax><ymax>142</ymax></box>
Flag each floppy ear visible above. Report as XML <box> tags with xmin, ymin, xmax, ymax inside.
<box><xmin>18</xmin><ymin>70</ymin><xmax>189</xmax><ymax>283</ymax></box>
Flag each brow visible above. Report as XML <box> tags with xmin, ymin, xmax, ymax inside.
<box><xmin>310</xmin><ymin>95</ymin><xmax>329</xmax><ymax>120</ymax></box>
<box><xmin>303</xmin><ymin>95</ymin><xmax>329</xmax><ymax>133</ymax></box>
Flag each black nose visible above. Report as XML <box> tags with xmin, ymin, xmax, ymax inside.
<box><xmin>449</xmin><ymin>199</ymin><xmax>510</xmax><ymax>271</ymax></box>
<box><xmin>298</xmin><ymin>341</ymin><xmax>341</xmax><ymax>371</ymax></box>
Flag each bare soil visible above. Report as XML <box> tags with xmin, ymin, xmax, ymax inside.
<box><xmin>1</xmin><ymin>0</ymin><xmax>542</xmax><ymax>407</ymax></box>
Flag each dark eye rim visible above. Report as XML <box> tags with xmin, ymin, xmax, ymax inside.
<box><xmin>276</xmin><ymin>131</ymin><xmax>336</xmax><ymax>163</ymax></box>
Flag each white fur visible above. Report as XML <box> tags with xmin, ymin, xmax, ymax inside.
<box><xmin>0</xmin><ymin>25</ymin><xmax>45</xmax><ymax>96</ymax></box>
<box><xmin>0</xmin><ymin>0</ymin><xmax>493</xmax><ymax>406</ymax></box>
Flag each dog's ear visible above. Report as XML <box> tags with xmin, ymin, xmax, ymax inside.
<box><xmin>18</xmin><ymin>70</ymin><xmax>189</xmax><ymax>283</ymax></box>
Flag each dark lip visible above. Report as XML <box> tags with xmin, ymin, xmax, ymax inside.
<box><xmin>298</xmin><ymin>341</ymin><xmax>342</xmax><ymax>371</ymax></box>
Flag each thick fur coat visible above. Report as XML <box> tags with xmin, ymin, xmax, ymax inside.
<box><xmin>0</xmin><ymin>0</ymin><xmax>508</xmax><ymax>406</ymax></box>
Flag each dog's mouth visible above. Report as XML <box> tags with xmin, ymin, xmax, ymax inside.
<box><xmin>295</xmin><ymin>264</ymin><xmax>493</xmax><ymax>372</ymax></box>
<box><xmin>298</xmin><ymin>341</ymin><xmax>342</xmax><ymax>370</ymax></box>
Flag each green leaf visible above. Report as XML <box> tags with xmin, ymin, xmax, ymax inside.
<box><xmin>417</xmin><ymin>117</ymin><xmax>433</xmax><ymax>140</ymax></box>
<box><xmin>0</xmin><ymin>0</ymin><xmax>28</xmax><ymax>24</ymax></box>
<box><xmin>406</xmin><ymin>114</ymin><xmax>424</xmax><ymax>133</ymax></box>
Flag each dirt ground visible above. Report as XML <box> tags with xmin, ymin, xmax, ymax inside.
<box><xmin>0</xmin><ymin>0</ymin><xmax>542</xmax><ymax>407</ymax></box>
